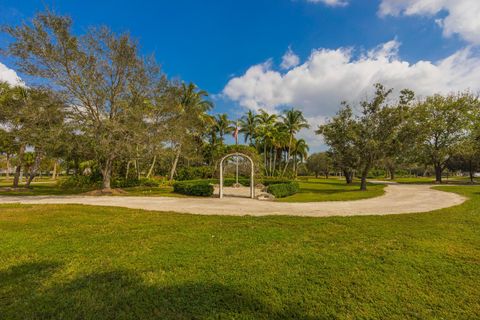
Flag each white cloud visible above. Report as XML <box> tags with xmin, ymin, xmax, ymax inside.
<box><xmin>223</xmin><ymin>40</ymin><xmax>480</xmax><ymax>150</ymax></box>
<box><xmin>0</xmin><ymin>62</ymin><xmax>22</xmax><ymax>86</ymax></box>
<box><xmin>281</xmin><ymin>47</ymin><xmax>300</xmax><ymax>70</ymax></box>
<box><xmin>379</xmin><ymin>0</ymin><xmax>480</xmax><ymax>45</ymax></box>
<box><xmin>306</xmin><ymin>0</ymin><xmax>348</xmax><ymax>7</ymax></box>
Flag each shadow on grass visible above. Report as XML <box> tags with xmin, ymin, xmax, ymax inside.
<box><xmin>0</xmin><ymin>262</ymin><xmax>315</xmax><ymax>319</ymax></box>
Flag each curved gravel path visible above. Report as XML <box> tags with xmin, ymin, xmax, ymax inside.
<box><xmin>0</xmin><ymin>184</ymin><xmax>466</xmax><ymax>217</ymax></box>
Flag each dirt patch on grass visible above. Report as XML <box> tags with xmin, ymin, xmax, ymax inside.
<box><xmin>82</xmin><ymin>188</ymin><xmax>128</xmax><ymax>196</ymax></box>
<box><xmin>0</xmin><ymin>187</ymin><xmax>31</xmax><ymax>193</ymax></box>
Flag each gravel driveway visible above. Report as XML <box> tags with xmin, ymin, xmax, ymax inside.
<box><xmin>0</xmin><ymin>184</ymin><xmax>466</xmax><ymax>217</ymax></box>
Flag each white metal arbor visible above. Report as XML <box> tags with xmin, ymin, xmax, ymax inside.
<box><xmin>219</xmin><ymin>153</ymin><xmax>255</xmax><ymax>199</ymax></box>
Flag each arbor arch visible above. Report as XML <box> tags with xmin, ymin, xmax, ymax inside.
<box><xmin>219</xmin><ymin>153</ymin><xmax>255</xmax><ymax>199</ymax></box>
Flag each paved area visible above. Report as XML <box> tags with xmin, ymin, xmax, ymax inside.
<box><xmin>0</xmin><ymin>184</ymin><xmax>466</xmax><ymax>217</ymax></box>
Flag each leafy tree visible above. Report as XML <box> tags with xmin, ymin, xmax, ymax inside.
<box><xmin>214</xmin><ymin>113</ymin><xmax>234</xmax><ymax>144</ymax></box>
<box><xmin>255</xmin><ymin>109</ymin><xmax>278</xmax><ymax>173</ymax></box>
<box><xmin>292</xmin><ymin>138</ymin><xmax>309</xmax><ymax>177</ymax></box>
<box><xmin>281</xmin><ymin>108</ymin><xmax>310</xmax><ymax>175</ymax></box>
<box><xmin>5</xmin><ymin>12</ymin><xmax>159</xmax><ymax>190</ymax></box>
<box><xmin>411</xmin><ymin>92</ymin><xmax>476</xmax><ymax>183</ymax></box>
<box><xmin>165</xmin><ymin>82</ymin><xmax>212</xmax><ymax>181</ymax></box>
<box><xmin>239</xmin><ymin>110</ymin><xmax>257</xmax><ymax>145</ymax></box>
<box><xmin>316</xmin><ymin>104</ymin><xmax>357</xmax><ymax>184</ymax></box>
<box><xmin>382</xmin><ymin>89</ymin><xmax>416</xmax><ymax>180</ymax></box>
<box><xmin>306</xmin><ymin>152</ymin><xmax>333</xmax><ymax>178</ymax></box>
<box><xmin>352</xmin><ymin>84</ymin><xmax>402</xmax><ymax>190</ymax></box>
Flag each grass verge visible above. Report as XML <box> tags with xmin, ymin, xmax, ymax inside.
<box><xmin>1</xmin><ymin>185</ymin><xmax>479</xmax><ymax>319</ymax></box>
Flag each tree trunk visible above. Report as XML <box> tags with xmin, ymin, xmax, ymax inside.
<box><xmin>389</xmin><ymin>168</ymin><xmax>395</xmax><ymax>181</ymax></box>
<box><xmin>169</xmin><ymin>147</ymin><xmax>181</xmax><ymax>181</ymax></box>
<box><xmin>52</xmin><ymin>161</ymin><xmax>58</xmax><ymax>180</ymax></box>
<box><xmin>273</xmin><ymin>148</ymin><xmax>277</xmax><ymax>177</ymax></box>
<box><xmin>146</xmin><ymin>155</ymin><xmax>157</xmax><ymax>179</ymax></box>
<box><xmin>13</xmin><ymin>144</ymin><xmax>26</xmax><ymax>188</ymax></box>
<box><xmin>269</xmin><ymin>147</ymin><xmax>273</xmax><ymax>177</ymax></box>
<box><xmin>360</xmin><ymin>165</ymin><xmax>370</xmax><ymax>191</ymax></box>
<box><xmin>293</xmin><ymin>154</ymin><xmax>297</xmax><ymax>177</ymax></box>
<box><xmin>467</xmin><ymin>159</ymin><xmax>474</xmax><ymax>183</ymax></box>
<box><xmin>101</xmin><ymin>158</ymin><xmax>114</xmax><ymax>191</ymax></box>
<box><xmin>263</xmin><ymin>143</ymin><xmax>267</xmax><ymax>175</ymax></box>
<box><xmin>6</xmin><ymin>154</ymin><xmax>10</xmax><ymax>178</ymax></box>
<box><xmin>282</xmin><ymin>136</ymin><xmax>293</xmax><ymax>176</ymax></box>
<box><xmin>125</xmin><ymin>161</ymin><xmax>131</xmax><ymax>179</ymax></box>
<box><xmin>434</xmin><ymin>163</ymin><xmax>442</xmax><ymax>184</ymax></box>
<box><xmin>25</xmin><ymin>152</ymin><xmax>43</xmax><ymax>188</ymax></box>
<box><xmin>360</xmin><ymin>175</ymin><xmax>368</xmax><ymax>191</ymax></box>
<box><xmin>343</xmin><ymin>169</ymin><xmax>353</xmax><ymax>184</ymax></box>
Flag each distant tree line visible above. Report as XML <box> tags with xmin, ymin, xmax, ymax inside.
<box><xmin>0</xmin><ymin>11</ymin><xmax>311</xmax><ymax>191</ymax></box>
<box><xmin>314</xmin><ymin>84</ymin><xmax>480</xmax><ymax>190</ymax></box>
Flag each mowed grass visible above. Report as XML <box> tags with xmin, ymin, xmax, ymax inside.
<box><xmin>0</xmin><ymin>177</ymin><xmax>385</xmax><ymax>202</ymax></box>
<box><xmin>278</xmin><ymin>178</ymin><xmax>385</xmax><ymax>202</ymax></box>
<box><xmin>379</xmin><ymin>176</ymin><xmax>479</xmax><ymax>184</ymax></box>
<box><xmin>1</xmin><ymin>186</ymin><xmax>479</xmax><ymax>319</ymax></box>
<box><xmin>0</xmin><ymin>179</ymin><xmax>184</xmax><ymax>198</ymax></box>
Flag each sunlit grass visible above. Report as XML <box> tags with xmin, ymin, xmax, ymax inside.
<box><xmin>0</xmin><ymin>186</ymin><xmax>479</xmax><ymax>318</ymax></box>
<box><xmin>278</xmin><ymin>178</ymin><xmax>385</xmax><ymax>202</ymax></box>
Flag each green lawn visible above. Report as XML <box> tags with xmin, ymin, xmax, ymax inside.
<box><xmin>0</xmin><ymin>179</ymin><xmax>184</xmax><ymax>198</ymax></box>
<box><xmin>1</xmin><ymin>186</ymin><xmax>479</xmax><ymax>319</ymax></box>
<box><xmin>278</xmin><ymin>178</ymin><xmax>385</xmax><ymax>202</ymax></box>
<box><xmin>0</xmin><ymin>177</ymin><xmax>385</xmax><ymax>202</ymax></box>
<box><xmin>378</xmin><ymin>176</ymin><xmax>479</xmax><ymax>184</ymax></box>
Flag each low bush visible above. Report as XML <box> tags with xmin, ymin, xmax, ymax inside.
<box><xmin>223</xmin><ymin>178</ymin><xmax>251</xmax><ymax>187</ymax></box>
<box><xmin>267</xmin><ymin>181</ymin><xmax>299</xmax><ymax>198</ymax></box>
<box><xmin>58</xmin><ymin>175</ymin><xmax>101</xmax><ymax>190</ymax></box>
<box><xmin>173</xmin><ymin>180</ymin><xmax>214</xmax><ymax>197</ymax></box>
<box><xmin>112</xmin><ymin>178</ymin><xmax>140</xmax><ymax>188</ymax></box>
<box><xmin>176</xmin><ymin>167</ymin><xmax>215</xmax><ymax>181</ymax></box>
<box><xmin>139</xmin><ymin>178</ymin><xmax>160</xmax><ymax>187</ymax></box>
<box><xmin>262</xmin><ymin>178</ymin><xmax>292</xmax><ymax>186</ymax></box>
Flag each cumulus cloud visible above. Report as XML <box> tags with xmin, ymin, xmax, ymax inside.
<box><xmin>379</xmin><ymin>0</ymin><xmax>480</xmax><ymax>44</ymax></box>
<box><xmin>0</xmin><ymin>62</ymin><xmax>22</xmax><ymax>86</ymax></box>
<box><xmin>306</xmin><ymin>0</ymin><xmax>348</xmax><ymax>7</ymax></box>
<box><xmin>281</xmin><ymin>47</ymin><xmax>300</xmax><ymax>70</ymax></box>
<box><xmin>223</xmin><ymin>40</ymin><xmax>480</xmax><ymax>150</ymax></box>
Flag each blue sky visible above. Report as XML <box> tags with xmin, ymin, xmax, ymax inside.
<box><xmin>1</xmin><ymin>0</ymin><xmax>480</xmax><ymax>150</ymax></box>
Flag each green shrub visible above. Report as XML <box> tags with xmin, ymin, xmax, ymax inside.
<box><xmin>112</xmin><ymin>178</ymin><xmax>141</xmax><ymax>188</ymax></box>
<box><xmin>262</xmin><ymin>178</ymin><xmax>292</xmax><ymax>186</ymax></box>
<box><xmin>139</xmin><ymin>178</ymin><xmax>160</xmax><ymax>187</ymax></box>
<box><xmin>58</xmin><ymin>175</ymin><xmax>101</xmax><ymax>190</ymax></box>
<box><xmin>173</xmin><ymin>180</ymin><xmax>214</xmax><ymax>197</ymax></box>
<box><xmin>176</xmin><ymin>167</ymin><xmax>215</xmax><ymax>181</ymax></box>
<box><xmin>223</xmin><ymin>178</ymin><xmax>251</xmax><ymax>187</ymax></box>
<box><xmin>267</xmin><ymin>182</ymin><xmax>299</xmax><ymax>198</ymax></box>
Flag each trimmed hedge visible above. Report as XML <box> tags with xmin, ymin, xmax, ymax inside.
<box><xmin>58</xmin><ymin>175</ymin><xmax>101</xmax><ymax>190</ymax></box>
<box><xmin>112</xmin><ymin>177</ymin><xmax>160</xmax><ymax>188</ymax></box>
<box><xmin>267</xmin><ymin>182</ymin><xmax>299</xmax><ymax>198</ymax></box>
<box><xmin>223</xmin><ymin>178</ymin><xmax>251</xmax><ymax>187</ymax></box>
<box><xmin>262</xmin><ymin>178</ymin><xmax>292</xmax><ymax>186</ymax></box>
<box><xmin>173</xmin><ymin>180</ymin><xmax>214</xmax><ymax>197</ymax></box>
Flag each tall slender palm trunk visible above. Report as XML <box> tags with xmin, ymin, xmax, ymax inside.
<box><xmin>146</xmin><ymin>155</ymin><xmax>157</xmax><ymax>178</ymax></box>
<box><xmin>169</xmin><ymin>147</ymin><xmax>181</xmax><ymax>181</ymax></box>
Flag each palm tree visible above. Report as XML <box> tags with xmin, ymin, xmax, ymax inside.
<box><xmin>214</xmin><ymin>113</ymin><xmax>234</xmax><ymax>144</ymax></box>
<box><xmin>255</xmin><ymin>109</ymin><xmax>277</xmax><ymax>174</ymax></box>
<box><xmin>271</xmin><ymin>123</ymin><xmax>289</xmax><ymax>176</ymax></box>
<box><xmin>281</xmin><ymin>108</ymin><xmax>310</xmax><ymax>176</ymax></box>
<box><xmin>292</xmin><ymin>138</ymin><xmax>309</xmax><ymax>177</ymax></box>
<box><xmin>169</xmin><ymin>82</ymin><xmax>213</xmax><ymax>181</ymax></box>
<box><xmin>239</xmin><ymin>110</ymin><xmax>257</xmax><ymax>145</ymax></box>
